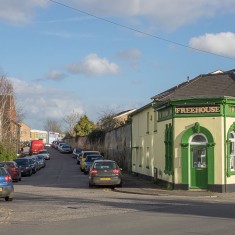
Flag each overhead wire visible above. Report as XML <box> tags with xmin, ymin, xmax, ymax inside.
<box><xmin>48</xmin><ymin>0</ymin><xmax>235</xmax><ymax>61</ymax></box>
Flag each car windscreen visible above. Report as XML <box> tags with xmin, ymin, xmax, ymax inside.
<box><xmin>84</xmin><ymin>152</ymin><xmax>100</xmax><ymax>158</ymax></box>
<box><xmin>5</xmin><ymin>162</ymin><xmax>14</xmax><ymax>167</ymax></box>
<box><xmin>62</xmin><ymin>145</ymin><xmax>70</xmax><ymax>148</ymax></box>
<box><xmin>39</xmin><ymin>151</ymin><xmax>47</xmax><ymax>154</ymax></box>
<box><xmin>0</xmin><ymin>167</ymin><xmax>8</xmax><ymax>175</ymax></box>
<box><xmin>14</xmin><ymin>159</ymin><xmax>28</xmax><ymax>165</ymax></box>
<box><xmin>94</xmin><ymin>162</ymin><xmax>117</xmax><ymax>170</ymax></box>
<box><xmin>86</xmin><ymin>155</ymin><xmax>102</xmax><ymax>162</ymax></box>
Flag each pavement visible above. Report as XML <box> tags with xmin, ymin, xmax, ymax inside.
<box><xmin>114</xmin><ymin>173</ymin><xmax>235</xmax><ymax>199</ymax></box>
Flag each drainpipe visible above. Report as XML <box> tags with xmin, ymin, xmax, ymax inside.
<box><xmin>223</xmin><ymin>100</ymin><xmax>227</xmax><ymax>192</ymax></box>
<box><xmin>171</xmin><ymin>103</ymin><xmax>175</xmax><ymax>189</ymax></box>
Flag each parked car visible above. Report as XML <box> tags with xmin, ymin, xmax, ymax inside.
<box><xmin>0</xmin><ymin>167</ymin><xmax>14</xmax><ymax>201</ymax></box>
<box><xmin>84</xmin><ymin>155</ymin><xmax>103</xmax><ymax>174</ymax></box>
<box><xmin>76</xmin><ymin>152</ymin><xmax>83</xmax><ymax>165</ymax></box>
<box><xmin>14</xmin><ymin>158</ymin><xmax>33</xmax><ymax>176</ymax></box>
<box><xmin>60</xmin><ymin>144</ymin><xmax>72</xmax><ymax>153</ymax></box>
<box><xmin>80</xmin><ymin>151</ymin><xmax>100</xmax><ymax>172</ymax></box>
<box><xmin>25</xmin><ymin>156</ymin><xmax>38</xmax><ymax>174</ymax></box>
<box><xmin>37</xmin><ymin>154</ymin><xmax>46</xmax><ymax>168</ymax></box>
<box><xmin>73</xmin><ymin>148</ymin><xmax>82</xmax><ymax>159</ymax></box>
<box><xmin>31</xmin><ymin>155</ymin><xmax>44</xmax><ymax>170</ymax></box>
<box><xmin>88</xmin><ymin>160</ymin><xmax>122</xmax><ymax>188</ymax></box>
<box><xmin>57</xmin><ymin>143</ymin><xmax>66</xmax><ymax>151</ymax></box>
<box><xmin>0</xmin><ymin>161</ymin><xmax>21</xmax><ymax>182</ymax></box>
<box><xmin>38</xmin><ymin>149</ymin><xmax>50</xmax><ymax>160</ymax></box>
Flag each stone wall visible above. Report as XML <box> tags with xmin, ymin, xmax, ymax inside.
<box><xmin>63</xmin><ymin>124</ymin><xmax>132</xmax><ymax>172</ymax></box>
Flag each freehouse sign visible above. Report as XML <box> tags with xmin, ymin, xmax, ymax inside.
<box><xmin>175</xmin><ymin>106</ymin><xmax>220</xmax><ymax>114</ymax></box>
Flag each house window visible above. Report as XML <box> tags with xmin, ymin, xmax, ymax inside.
<box><xmin>229</xmin><ymin>132</ymin><xmax>235</xmax><ymax>171</ymax></box>
<box><xmin>164</xmin><ymin>123</ymin><xmax>173</xmax><ymax>175</ymax></box>
<box><xmin>146</xmin><ymin>112</ymin><xmax>150</xmax><ymax>133</ymax></box>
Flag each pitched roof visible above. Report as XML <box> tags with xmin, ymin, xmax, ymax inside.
<box><xmin>114</xmin><ymin>109</ymin><xmax>136</xmax><ymax>118</ymax></box>
<box><xmin>151</xmin><ymin>69</ymin><xmax>235</xmax><ymax>102</ymax></box>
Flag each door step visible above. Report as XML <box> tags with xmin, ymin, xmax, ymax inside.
<box><xmin>189</xmin><ymin>188</ymin><xmax>208</xmax><ymax>192</ymax></box>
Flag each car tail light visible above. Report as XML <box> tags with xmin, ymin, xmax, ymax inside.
<box><xmin>113</xmin><ymin>169</ymin><xmax>120</xmax><ymax>174</ymax></box>
<box><xmin>5</xmin><ymin>175</ymin><xmax>12</xmax><ymax>182</ymax></box>
<box><xmin>90</xmin><ymin>169</ymin><xmax>98</xmax><ymax>175</ymax></box>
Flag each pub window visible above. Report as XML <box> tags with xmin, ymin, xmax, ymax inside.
<box><xmin>164</xmin><ymin>123</ymin><xmax>173</xmax><ymax>175</ymax></box>
<box><xmin>229</xmin><ymin>132</ymin><xmax>235</xmax><ymax>171</ymax></box>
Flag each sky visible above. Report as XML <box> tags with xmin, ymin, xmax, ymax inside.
<box><xmin>1</xmin><ymin>0</ymin><xmax>235</xmax><ymax>130</ymax></box>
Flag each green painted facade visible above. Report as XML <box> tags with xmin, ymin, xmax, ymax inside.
<box><xmin>152</xmin><ymin>97</ymin><xmax>235</xmax><ymax>191</ymax></box>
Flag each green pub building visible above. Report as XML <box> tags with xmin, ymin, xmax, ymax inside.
<box><xmin>131</xmin><ymin>69</ymin><xmax>235</xmax><ymax>192</ymax></box>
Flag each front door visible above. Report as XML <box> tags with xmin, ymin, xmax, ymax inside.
<box><xmin>190</xmin><ymin>146</ymin><xmax>208</xmax><ymax>189</ymax></box>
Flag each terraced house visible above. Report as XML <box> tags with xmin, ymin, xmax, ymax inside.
<box><xmin>131</xmin><ymin>69</ymin><xmax>235</xmax><ymax>192</ymax></box>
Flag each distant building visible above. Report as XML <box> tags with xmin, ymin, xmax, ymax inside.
<box><xmin>19</xmin><ymin>122</ymin><xmax>31</xmax><ymax>142</ymax></box>
<box><xmin>30</xmin><ymin>130</ymin><xmax>48</xmax><ymax>144</ymax></box>
<box><xmin>113</xmin><ymin>109</ymin><xmax>136</xmax><ymax>125</ymax></box>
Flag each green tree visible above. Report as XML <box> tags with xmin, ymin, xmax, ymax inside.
<box><xmin>74</xmin><ymin>115</ymin><xmax>95</xmax><ymax>136</ymax></box>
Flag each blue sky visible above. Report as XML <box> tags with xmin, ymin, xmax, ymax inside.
<box><xmin>1</xmin><ymin>0</ymin><xmax>235</xmax><ymax>130</ymax></box>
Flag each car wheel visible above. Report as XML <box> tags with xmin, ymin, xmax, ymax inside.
<box><xmin>5</xmin><ymin>196</ymin><xmax>13</xmax><ymax>201</ymax></box>
<box><xmin>89</xmin><ymin>183</ymin><xmax>93</xmax><ymax>188</ymax></box>
<box><xmin>19</xmin><ymin>177</ymin><xmax>22</xmax><ymax>181</ymax></box>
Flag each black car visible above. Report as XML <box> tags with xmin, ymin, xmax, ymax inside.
<box><xmin>73</xmin><ymin>148</ymin><xmax>82</xmax><ymax>159</ymax></box>
<box><xmin>14</xmin><ymin>158</ymin><xmax>33</xmax><ymax>176</ymax></box>
<box><xmin>25</xmin><ymin>157</ymin><xmax>38</xmax><ymax>174</ymax></box>
<box><xmin>89</xmin><ymin>160</ymin><xmax>122</xmax><ymax>188</ymax></box>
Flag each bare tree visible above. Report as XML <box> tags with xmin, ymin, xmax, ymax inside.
<box><xmin>14</xmin><ymin>97</ymin><xmax>25</xmax><ymax>122</ymax></box>
<box><xmin>43</xmin><ymin>119</ymin><xmax>62</xmax><ymax>133</ymax></box>
<box><xmin>63</xmin><ymin>111</ymin><xmax>81</xmax><ymax>137</ymax></box>
<box><xmin>0</xmin><ymin>74</ymin><xmax>19</xmax><ymax>160</ymax></box>
<box><xmin>96</xmin><ymin>109</ymin><xmax>122</xmax><ymax>132</ymax></box>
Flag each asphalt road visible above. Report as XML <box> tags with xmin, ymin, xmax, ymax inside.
<box><xmin>1</xmin><ymin>147</ymin><xmax>235</xmax><ymax>235</ymax></box>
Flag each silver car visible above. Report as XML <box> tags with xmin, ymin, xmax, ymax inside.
<box><xmin>39</xmin><ymin>149</ymin><xmax>50</xmax><ymax>160</ymax></box>
<box><xmin>89</xmin><ymin>160</ymin><xmax>122</xmax><ymax>188</ymax></box>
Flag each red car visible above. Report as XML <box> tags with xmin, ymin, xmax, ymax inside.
<box><xmin>0</xmin><ymin>161</ymin><xmax>22</xmax><ymax>182</ymax></box>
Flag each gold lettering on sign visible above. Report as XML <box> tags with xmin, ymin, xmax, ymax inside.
<box><xmin>175</xmin><ymin>106</ymin><xmax>220</xmax><ymax>114</ymax></box>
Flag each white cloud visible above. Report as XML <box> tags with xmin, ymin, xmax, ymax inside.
<box><xmin>189</xmin><ymin>32</ymin><xmax>235</xmax><ymax>57</ymax></box>
<box><xmin>2</xmin><ymin>0</ymin><xmax>235</xmax><ymax>30</ymax></box>
<box><xmin>46</xmin><ymin>70</ymin><xmax>66</xmax><ymax>81</ymax></box>
<box><xmin>66</xmin><ymin>54</ymin><xmax>120</xmax><ymax>76</ymax></box>
<box><xmin>64</xmin><ymin>0</ymin><xmax>235</xmax><ymax>30</ymax></box>
<box><xmin>0</xmin><ymin>0</ymin><xmax>48</xmax><ymax>23</ymax></box>
<box><xmin>10</xmin><ymin>77</ymin><xmax>84</xmax><ymax>129</ymax></box>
